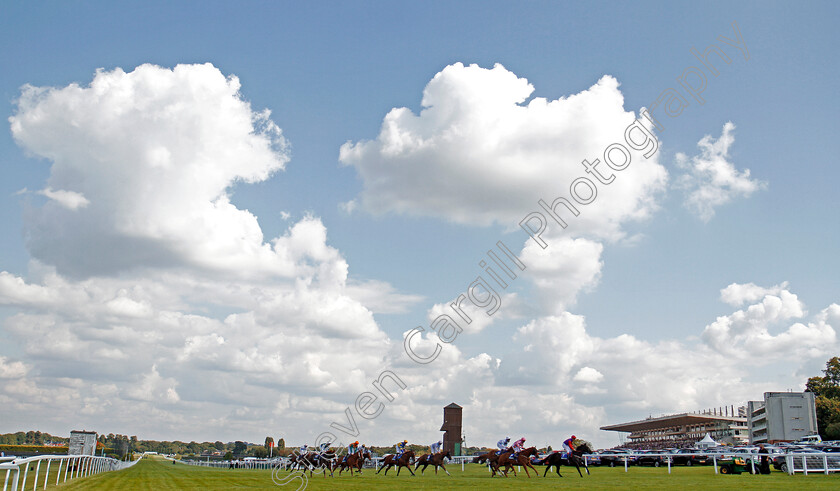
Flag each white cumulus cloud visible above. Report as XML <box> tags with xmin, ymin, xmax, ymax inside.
<box><xmin>340</xmin><ymin>63</ymin><xmax>667</xmax><ymax>240</ymax></box>
<box><xmin>10</xmin><ymin>63</ymin><xmax>292</xmax><ymax>279</ymax></box>
<box><xmin>675</xmin><ymin>122</ymin><xmax>766</xmax><ymax>221</ymax></box>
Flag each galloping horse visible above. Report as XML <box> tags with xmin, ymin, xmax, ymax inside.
<box><xmin>414</xmin><ymin>450</ymin><xmax>452</xmax><ymax>475</ymax></box>
<box><xmin>338</xmin><ymin>449</ymin><xmax>371</xmax><ymax>476</ymax></box>
<box><xmin>474</xmin><ymin>450</ymin><xmax>501</xmax><ymax>475</ymax></box>
<box><xmin>567</xmin><ymin>441</ymin><xmax>594</xmax><ymax>477</ymax></box>
<box><xmin>375</xmin><ymin>450</ymin><xmax>416</xmax><ymax>476</ymax></box>
<box><xmin>539</xmin><ymin>441</ymin><xmax>594</xmax><ymax>477</ymax></box>
<box><xmin>318</xmin><ymin>451</ymin><xmax>340</xmax><ymax>477</ymax></box>
<box><xmin>293</xmin><ymin>452</ymin><xmax>319</xmax><ymax>476</ymax></box>
<box><xmin>493</xmin><ymin>446</ymin><xmax>540</xmax><ymax>477</ymax></box>
<box><xmin>474</xmin><ymin>450</ymin><xmax>497</xmax><ymax>465</ymax></box>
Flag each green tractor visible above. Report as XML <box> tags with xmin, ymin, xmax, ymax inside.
<box><xmin>718</xmin><ymin>457</ymin><xmax>749</xmax><ymax>475</ymax></box>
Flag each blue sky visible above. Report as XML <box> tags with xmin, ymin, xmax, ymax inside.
<box><xmin>0</xmin><ymin>1</ymin><xmax>838</xmax><ymax>449</ymax></box>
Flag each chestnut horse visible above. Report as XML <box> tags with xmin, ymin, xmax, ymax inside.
<box><xmin>494</xmin><ymin>446</ymin><xmax>540</xmax><ymax>477</ymax></box>
<box><xmin>338</xmin><ymin>449</ymin><xmax>371</xmax><ymax>476</ymax></box>
<box><xmin>376</xmin><ymin>450</ymin><xmax>416</xmax><ymax>476</ymax></box>
<box><xmin>414</xmin><ymin>450</ymin><xmax>452</xmax><ymax>475</ymax></box>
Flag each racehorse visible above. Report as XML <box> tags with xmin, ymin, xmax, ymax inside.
<box><xmin>293</xmin><ymin>452</ymin><xmax>319</xmax><ymax>476</ymax></box>
<box><xmin>376</xmin><ymin>450</ymin><xmax>416</xmax><ymax>476</ymax></box>
<box><xmin>474</xmin><ymin>450</ymin><xmax>501</xmax><ymax>475</ymax></box>
<box><xmin>318</xmin><ymin>451</ymin><xmax>340</xmax><ymax>477</ymax></box>
<box><xmin>473</xmin><ymin>450</ymin><xmax>497</xmax><ymax>464</ymax></box>
<box><xmin>414</xmin><ymin>450</ymin><xmax>452</xmax><ymax>475</ymax></box>
<box><xmin>338</xmin><ymin>449</ymin><xmax>371</xmax><ymax>476</ymax></box>
<box><xmin>493</xmin><ymin>446</ymin><xmax>540</xmax><ymax>477</ymax></box>
<box><xmin>539</xmin><ymin>441</ymin><xmax>594</xmax><ymax>477</ymax></box>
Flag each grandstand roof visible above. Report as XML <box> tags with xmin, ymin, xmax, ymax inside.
<box><xmin>600</xmin><ymin>413</ymin><xmax>746</xmax><ymax>433</ymax></box>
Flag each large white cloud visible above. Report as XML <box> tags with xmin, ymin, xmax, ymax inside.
<box><xmin>340</xmin><ymin>63</ymin><xmax>668</xmax><ymax>240</ymax></box>
<box><xmin>9</xmin><ymin>63</ymin><xmax>297</xmax><ymax>279</ymax></box>
<box><xmin>702</xmin><ymin>283</ymin><xmax>835</xmax><ymax>357</ymax></box>
<box><xmin>675</xmin><ymin>122</ymin><xmax>766</xmax><ymax>221</ymax></box>
<box><xmin>1</xmin><ymin>64</ymin><xmax>420</xmax><ymax>443</ymax></box>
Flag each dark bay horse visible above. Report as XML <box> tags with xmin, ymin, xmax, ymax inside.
<box><xmin>494</xmin><ymin>447</ymin><xmax>540</xmax><ymax>477</ymax></box>
<box><xmin>540</xmin><ymin>441</ymin><xmax>594</xmax><ymax>477</ymax></box>
<box><xmin>293</xmin><ymin>452</ymin><xmax>319</xmax><ymax>476</ymax></box>
<box><xmin>414</xmin><ymin>450</ymin><xmax>452</xmax><ymax>475</ymax></box>
<box><xmin>376</xmin><ymin>450</ymin><xmax>416</xmax><ymax>476</ymax></box>
<box><xmin>318</xmin><ymin>451</ymin><xmax>340</xmax><ymax>477</ymax></box>
<box><xmin>474</xmin><ymin>450</ymin><xmax>501</xmax><ymax>474</ymax></box>
<box><xmin>338</xmin><ymin>449</ymin><xmax>371</xmax><ymax>476</ymax></box>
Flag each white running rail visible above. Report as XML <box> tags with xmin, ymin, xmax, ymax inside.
<box><xmin>1</xmin><ymin>454</ymin><xmax>122</xmax><ymax>491</ymax></box>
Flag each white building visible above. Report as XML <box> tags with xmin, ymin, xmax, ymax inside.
<box><xmin>69</xmin><ymin>430</ymin><xmax>98</xmax><ymax>456</ymax></box>
<box><xmin>747</xmin><ymin>392</ymin><xmax>818</xmax><ymax>444</ymax></box>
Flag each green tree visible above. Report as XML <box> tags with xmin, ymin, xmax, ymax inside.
<box><xmin>806</xmin><ymin>356</ymin><xmax>840</xmax><ymax>438</ymax></box>
<box><xmin>233</xmin><ymin>441</ymin><xmax>248</xmax><ymax>456</ymax></box>
<box><xmin>278</xmin><ymin>438</ymin><xmax>285</xmax><ymax>449</ymax></box>
<box><xmin>224</xmin><ymin>451</ymin><xmax>233</xmax><ymax>461</ymax></box>
<box><xmin>214</xmin><ymin>441</ymin><xmax>225</xmax><ymax>451</ymax></box>
<box><xmin>264</xmin><ymin>436</ymin><xmax>274</xmax><ymax>449</ymax></box>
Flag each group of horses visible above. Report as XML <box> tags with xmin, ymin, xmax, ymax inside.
<box><xmin>377</xmin><ymin>449</ymin><xmax>454</xmax><ymax>476</ymax></box>
<box><xmin>285</xmin><ymin>448</ymin><xmax>372</xmax><ymax>477</ymax></box>
<box><xmin>474</xmin><ymin>441</ymin><xmax>595</xmax><ymax>478</ymax></box>
<box><xmin>281</xmin><ymin>441</ymin><xmax>594</xmax><ymax>479</ymax></box>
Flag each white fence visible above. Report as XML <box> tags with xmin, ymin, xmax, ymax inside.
<box><xmin>782</xmin><ymin>453</ymin><xmax>840</xmax><ymax>475</ymax></box>
<box><xmin>176</xmin><ymin>458</ymin><xmax>279</xmax><ymax>470</ymax></box>
<box><xmin>576</xmin><ymin>450</ymin><xmax>840</xmax><ymax>476</ymax></box>
<box><xmin>1</xmin><ymin>454</ymin><xmax>124</xmax><ymax>491</ymax></box>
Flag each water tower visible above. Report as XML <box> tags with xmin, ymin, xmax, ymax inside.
<box><xmin>440</xmin><ymin>402</ymin><xmax>463</xmax><ymax>455</ymax></box>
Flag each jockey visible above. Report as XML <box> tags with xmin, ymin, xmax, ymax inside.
<box><xmin>299</xmin><ymin>444</ymin><xmax>309</xmax><ymax>454</ymax></box>
<box><xmin>396</xmin><ymin>440</ymin><xmax>408</xmax><ymax>457</ymax></box>
<box><xmin>319</xmin><ymin>441</ymin><xmax>332</xmax><ymax>454</ymax></box>
<box><xmin>563</xmin><ymin>435</ymin><xmax>577</xmax><ymax>455</ymax></box>
<box><xmin>510</xmin><ymin>437</ymin><xmax>526</xmax><ymax>460</ymax></box>
<box><xmin>496</xmin><ymin>437</ymin><xmax>510</xmax><ymax>455</ymax></box>
<box><xmin>344</xmin><ymin>441</ymin><xmax>359</xmax><ymax>462</ymax></box>
<box><xmin>430</xmin><ymin>440</ymin><xmax>442</xmax><ymax>454</ymax></box>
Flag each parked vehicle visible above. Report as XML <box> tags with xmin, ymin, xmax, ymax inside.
<box><xmin>670</xmin><ymin>448</ymin><xmax>712</xmax><ymax>466</ymax></box>
<box><xmin>595</xmin><ymin>449</ymin><xmax>636</xmax><ymax>467</ymax></box>
<box><xmin>796</xmin><ymin>434</ymin><xmax>822</xmax><ymax>444</ymax></box>
<box><xmin>772</xmin><ymin>447</ymin><xmax>822</xmax><ymax>472</ymax></box>
<box><xmin>582</xmin><ymin>453</ymin><xmax>601</xmax><ymax>466</ymax></box>
<box><xmin>718</xmin><ymin>457</ymin><xmax>748</xmax><ymax>475</ymax></box>
<box><xmin>635</xmin><ymin>450</ymin><xmax>666</xmax><ymax>467</ymax></box>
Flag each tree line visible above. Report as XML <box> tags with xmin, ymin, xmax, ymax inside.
<box><xmin>806</xmin><ymin>356</ymin><xmax>840</xmax><ymax>440</ymax></box>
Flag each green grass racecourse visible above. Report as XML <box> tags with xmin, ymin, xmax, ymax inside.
<box><xmin>50</xmin><ymin>456</ymin><xmax>837</xmax><ymax>490</ymax></box>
